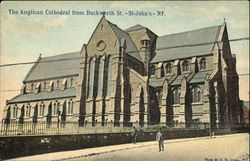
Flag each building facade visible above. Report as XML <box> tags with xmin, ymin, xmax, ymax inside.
<box><xmin>2</xmin><ymin>16</ymin><xmax>243</xmax><ymax>129</ymax></box>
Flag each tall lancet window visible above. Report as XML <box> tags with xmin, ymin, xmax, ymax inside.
<box><xmin>88</xmin><ymin>57</ymin><xmax>95</xmax><ymax>98</ymax></box>
<box><xmin>106</xmin><ymin>56</ymin><xmax>113</xmax><ymax>96</ymax></box>
<box><xmin>97</xmin><ymin>56</ymin><xmax>105</xmax><ymax>97</ymax></box>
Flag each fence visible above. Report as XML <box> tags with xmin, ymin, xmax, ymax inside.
<box><xmin>0</xmin><ymin>119</ymin><xmax>245</xmax><ymax>136</ymax></box>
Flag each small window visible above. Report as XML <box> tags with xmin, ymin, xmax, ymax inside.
<box><xmin>25</xmin><ymin>104</ymin><xmax>31</xmax><ymax>117</ymax></box>
<box><xmin>57</xmin><ymin>102</ymin><xmax>60</xmax><ymax>115</ymax></box>
<box><xmin>200</xmin><ymin>58</ymin><xmax>207</xmax><ymax>70</ymax></box>
<box><xmin>44</xmin><ymin>82</ymin><xmax>47</xmax><ymax>90</ymax></box>
<box><xmin>150</xmin><ymin>65</ymin><xmax>156</xmax><ymax>75</ymax></box>
<box><xmin>182</xmin><ymin>61</ymin><xmax>189</xmax><ymax>72</ymax></box>
<box><xmin>39</xmin><ymin>102</ymin><xmax>45</xmax><ymax>116</ymax></box>
<box><xmin>56</xmin><ymin>80</ymin><xmax>60</xmax><ymax>89</ymax></box>
<box><xmin>67</xmin><ymin>99</ymin><xmax>74</xmax><ymax>115</ymax></box>
<box><xmin>53</xmin><ymin>103</ymin><xmax>57</xmax><ymax>115</ymax></box>
<box><xmin>166</xmin><ymin>63</ymin><xmax>172</xmax><ymax>74</ymax></box>
<box><xmin>70</xmin><ymin>77</ymin><xmax>74</xmax><ymax>87</ymax></box>
<box><xmin>13</xmin><ymin>105</ymin><xmax>18</xmax><ymax>118</ymax></box>
<box><xmin>31</xmin><ymin>83</ymin><xmax>34</xmax><ymax>92</ymax></box>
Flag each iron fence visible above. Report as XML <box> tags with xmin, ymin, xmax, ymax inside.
<box><xmin>0</xmin><ymin>120</ymin><xmax>246</xmax><ymax>136</ymax></box>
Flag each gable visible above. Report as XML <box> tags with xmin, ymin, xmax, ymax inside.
<box><xmin>87</xmin><ymin>17</ymin><xmax>141</xmax><ymax>61</ymax></box>
<box><xmin>86</xmin><ymin>17</ymin><xmax>121</xmax><ymax>57</ymax></box>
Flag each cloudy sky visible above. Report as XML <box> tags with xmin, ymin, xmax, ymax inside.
<box><xmin>0</xmin><ymin>1</ymin><xmax>249</xmax><ymax>119</ymax></box>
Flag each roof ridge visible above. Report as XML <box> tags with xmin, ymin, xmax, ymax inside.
<box><xmin>107</xmin><ymin>20</ymin><xmax>140</xmax><ymax>53</ymax></box>
<box><xmin>23</xmin><ymin>56</ymin><xmax>42</xmax><ymax>82</ymax></box>
<box><xmin>159</xmin><ymin>25</ymin><xmax>222</xmax><ymax>38</ymax></box>
<box><xmin>125</xmin><ymin>24</ymin><xmax>146</xmax><ymax>32</ymax></box>
<box><xmin>40</xmin><ymin>51</ymin><xmax>80</xmax><ymax>60</ymax></box>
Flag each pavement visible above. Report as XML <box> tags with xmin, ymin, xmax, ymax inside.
<box><xmin>7</xmin><ymin>133</ymin><xmax>249</xmax><ymax>161</ymax></box>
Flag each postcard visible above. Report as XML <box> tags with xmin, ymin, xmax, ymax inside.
<box><xmin>0</xmin><ymin>1</ymin><xmax>249</xmax><ymax>161</ymax></box>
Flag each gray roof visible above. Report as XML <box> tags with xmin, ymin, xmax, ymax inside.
<box><xmin>108</xmin><ymin>21</ymin><xmax>142</xmax><ymax>61</ymax></box>
<box><xmin>24</xmin><ymin>52</ymin><xmax>80</xmax><ymax>82</ymax></box>
<box><xmin>171</xmin><ymin>73</ymin><xmax>191</xmax><ymax>86</ymax></box>
<box><xmin>149</xmin><ymin>77</ymin><xmax>166</xmax><ymax>87</ymax></box>
<box><xmin>125</xmin><ymin>24</ymin><xmax>146</xmax><ymax>32</ymax></box>
<box><xmin>149</xmin><ymin>75</ymin><xmax>173</xmax><ymax>87</ymax></box>
<box><xmin>189</xmin><ymin>70</ymin><xmax>212</xmax><ymax>84</ymax></box>
<box><xmin>8</xmin><ymin>88</ymin><xmax>76</xmax><ymax>104</ymax></box>
<box><xmin>151</xmin><ymin>25</ymin><xmax>222</xmax><ymax>63</ymax></box>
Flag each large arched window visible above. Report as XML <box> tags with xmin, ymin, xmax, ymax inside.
<box><xmin>173</xmin><ymin>88</ymin><xmax>180</xmax><ymax>104</ymax></box>
<box><xmin>200</xmin><ymin>58</ymin><xmax>207</xmax><ymax>70</ymax></box>
<box><xmin>182</xmin><ymin>60</ymin><xmax>189</xmax><ymax>72</ymax></box>
<box><xmin>150</xmin><ymin>65</ymin><xmax>156</xmax><ymax>75</ymax></box>
<box><xmin>191</xmin><ymin>86</ymin><xmax>202</xmax><ymax>103</ymax></box>
<box><xmin>166</xmin><ymin>63</ymin><xmax>172</xmax><ymax>74</ymax></box>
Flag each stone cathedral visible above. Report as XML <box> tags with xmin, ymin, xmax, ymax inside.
<box><xmin>3</xmin><ymin>16</ymin><xmax>243</xmax><ymax>129</ymax></box>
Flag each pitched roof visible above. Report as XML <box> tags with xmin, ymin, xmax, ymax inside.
<box><xmin>108</xmin><ymin>21</ymin><xmax>142</xmax><ymax>61</ymax></box>
<box><xmin>171</xmin><ymin>73</ymin><xmax>191</xmax><ymax>86</ymax></box>
<box><xmin>24</xmin><ymin>52</ymin><xmax>80</xmax><ymax>82</ymax></box>
<box><xmin>149</xmin><ymin>75</ymin><xmax>173</xmax><ymax>87</ymax></box>
<box><xmin>151</xmin><ymin>25</ymin><xmax>222</xmax><ymax>63</ymax></box>
<box><xmin>8</xmin><ymin>88</ymin><xmax>76</xmax><ymax>104</ymax></box>
<box><xmin>149</xmin><ymin>77</ymin><xmax>166</xmax><ymax>87</ymax></box>
<box><xmin>125</xmin><ymin>24</ymin><xmax>146</xmax><ymax>32</ymax></box>
<box><xmin>189</xmin><ymin>70</ymin><xmax>212</xmax><ymax>84</ymax></box>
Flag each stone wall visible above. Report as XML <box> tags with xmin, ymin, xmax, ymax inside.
<box><xmin>0</xmin><ymin>129</ymin><xmax>208</xmax><ymax>160</ymax></box>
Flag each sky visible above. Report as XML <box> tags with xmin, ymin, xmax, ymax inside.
<box><xmin>0</xmin><ymin>1</ymin><xmax>249</xmax><ymax>120</ymax></box>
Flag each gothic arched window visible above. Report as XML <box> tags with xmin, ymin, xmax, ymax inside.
<box><xmin>182</xmin><ymin>60</ymin><xmax>189</xmax><ymax>72</ymax></box>
<box><xmin>70</xmin><ymin>77</ymin><xmax>74</xmax><ymax>87</ymax></box>
<box><xmin>26</xmin><ymin>104</ymin><xmax>31</xmax><ymax>117</ymax></box>
<box><xmin>166</xmin><ymin>63</ymin><xmax>172</xmax><ymax>74</ymax></box>
<box><xmin>173</xmin><ymin>88</ymin><xmax>180</xmax><ymax>104</ymax></box>
<box><xmin>53</xmin><ymin>101</ymin><xmax>60</xmax><ymax>115</ymax></box>
<box><xmin>67</xmin><ymin>99</ymin><xmax>74</xmax><ymax>115</ymax></box>
<box><xmin>39</xmin><ymin>102</ymin><xmax>45</xmax><ymax>116</ymax></box>
<box><xmin>107</xmin><ymin>56</ymin><xmax>113</xmax><ymax>96</ymax></box>
<box><xmin>13</xmin><ymin>105</ymin><xmax>18</xmax><ymax>118</ymax></box>
<box><xmin>150</xmin><ymin>65</ymin><xmax>156</xmax><ymax>75</ymax></box>
<box><xmin>200</xmin><ymin>58</ymin><xmax>207</xmax><ymax>70</ymax></box>
<box><xmin>191</xmin><ymin>86</ymin><xmax>202</xmax><ymax>103</ymax></box>
<box><xmin>56</xmin><ymin>80</ymin><xmax>60</xmax><ymax>89</ymax></box>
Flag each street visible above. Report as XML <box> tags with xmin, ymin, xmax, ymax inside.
<box><xmin>65</xmin><ymin>133</ymin><xmax>249</xmax><ymax>161</ymax></box>
<box><xmin>8</xmin><ymin>133</ymin><xmax>249</xmax><ymax>161</ymax></box>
